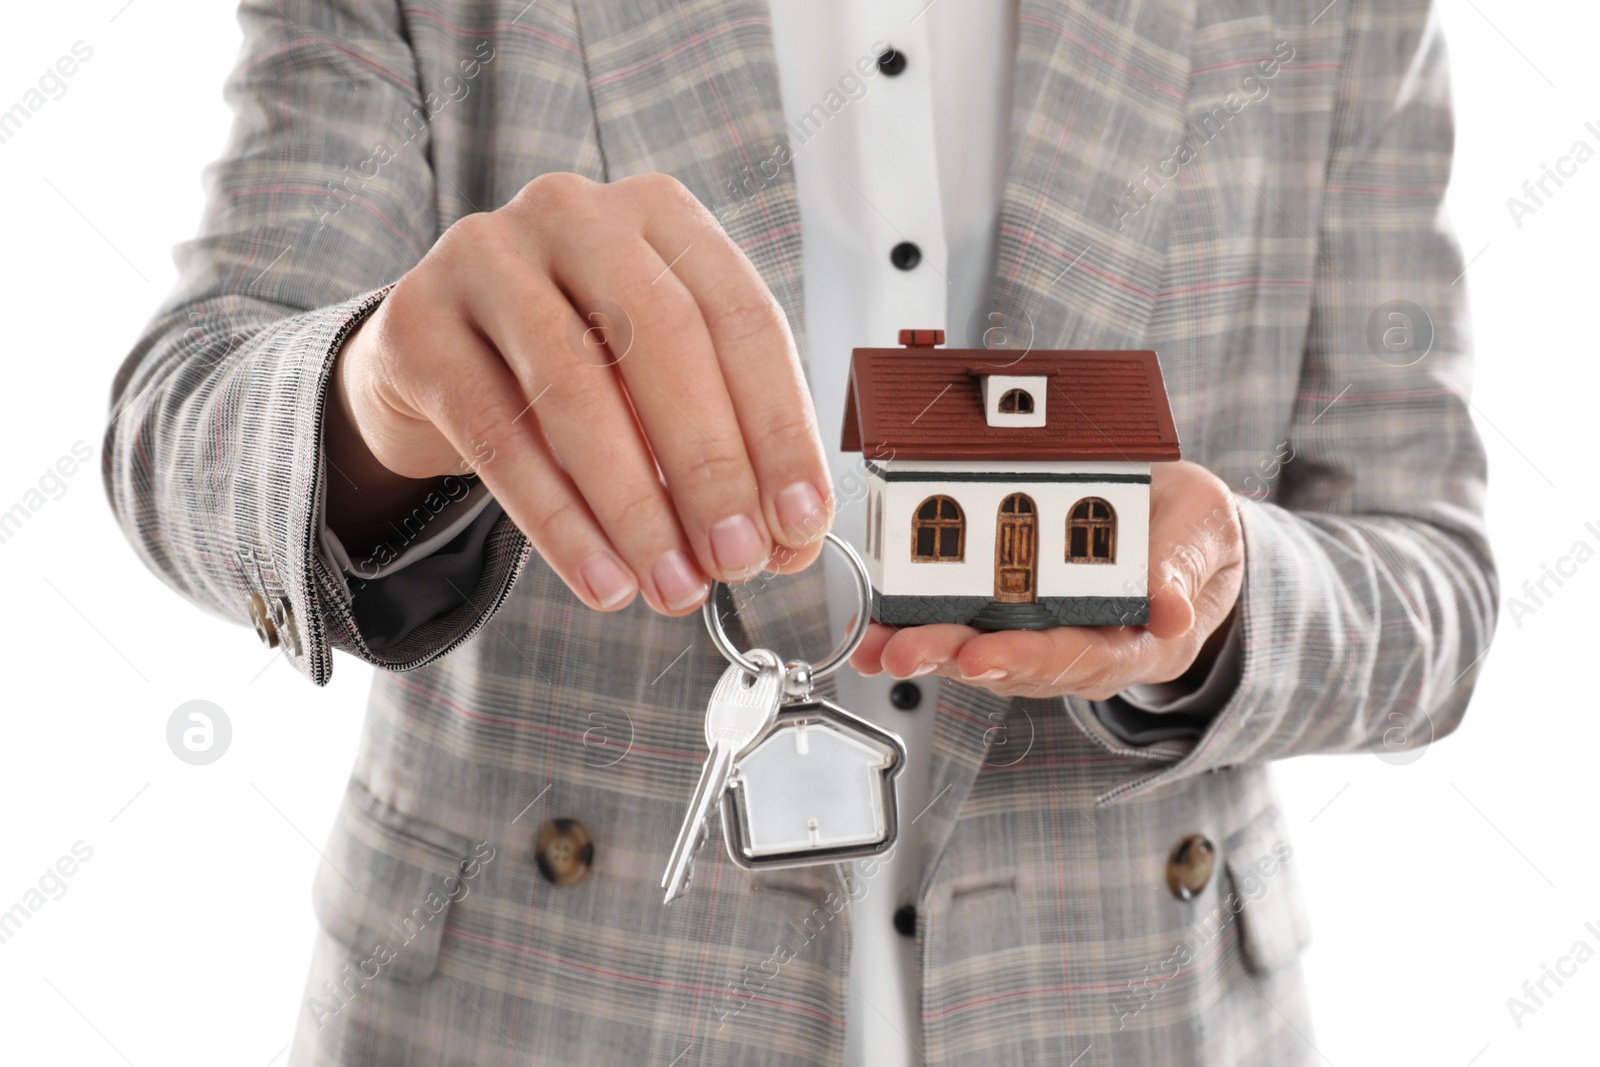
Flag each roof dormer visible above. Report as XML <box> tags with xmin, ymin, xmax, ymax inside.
<box><xmin>979</xmin><ymin>374</ymin><xmax>1048</xmax><ymax>428</ymax></box>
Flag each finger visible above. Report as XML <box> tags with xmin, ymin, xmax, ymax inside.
<box><xmin>450</xmin><ymin>223</ymin><xmax>711</xmax><ymax>615</ymax></box>
<box><xmin>1136</xmin><ymin>563</ymin><xmax>1243</xmax><ymax>686</ymax></box>
<box><xmin>407</xmin><ymin>309</ymin><xmax>641</xmax><ymax>614</ymax></box>
<box><xmin>1144</xmin><ymin>474</ymin><xmax>1241</xmax><ymax>641</ymax></box>
<box><xmin>760</xmin><ymin>531</ymin><xmax>826</xmax><ymax>576</ymax></box>
<box><xmin>1146</xmin><ymin>542</ymin><xmax>1201</xmax><ymax>640</ymax></box>
<box><xmin>1191</xmin><ymin>560</ymin><xmax>1244</xmax><ymax>639</ymax></box>
<box><xmin>546</xmin><ymin>223</ymin><xmax>776</xmax><ymax>585</ymax></box>
<box><xmin>849</xmin><ymin>622</ymin><xmax>896</xmax><ymax>675</ymax></box>
<box><xmin>628</xmin><ymin>176</ymin><xmax>834</xmax><ymax>557</ymax></box>
<box><xmin>878</xmin><ymin>624</ymin><xmax>980</xmax><ymax>679</ymax></box>
<box><xmin>952</xmin><ymin>627</ymin><xmax>1129</xmax><ymax>699</ymax></box>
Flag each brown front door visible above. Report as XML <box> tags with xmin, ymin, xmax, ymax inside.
<box><xmin>994</xmin><ymin>493</ymin><xmax>1038</xmax><ymax>602</ymax></box>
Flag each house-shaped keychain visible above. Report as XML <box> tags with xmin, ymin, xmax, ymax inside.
<box><xmin>840</xmin><ymin>329</ymin><xmax>1181</xmax><ymax>631</ymax></box>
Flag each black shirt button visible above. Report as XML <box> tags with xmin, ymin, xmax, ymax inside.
<box><xmin>893</xmin><ymin>904</ymin><xmax>917</xmax><ymax>938</ymax></box>
<box><xmin>890</xmin><ymin>241</ymin><xmax>922</xmax><ymax>271</ymax></box>
<box><xmin>889</xmin><ymin>681</ymin><xmax>922</xmax><ymax>711</ymax></box>
<box><xmin>877</xmin><ymin>47</ymin><xmax>907</xmax><ymax>76</ymax></box>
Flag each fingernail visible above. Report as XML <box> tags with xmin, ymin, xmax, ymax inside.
<box><xmin>580</xmin><ymin>552</ymin><xmax>636</xmax><ymax>609</ymax></box>
<box><xmin>775</xmin><ymin>481</ymin><xmax>827</xmax><ymax>542</ymax></box>
<box><xmin>906</xmin><ymin>662</ymin><xmax>939</xmax><ymax>678</ymax></box>
<box><xmin>961</xmin><ymin>668</ymin><xmax>1008</xmax><ymax>682</ymax></box>
<box><xmin>763</xmin><ymin>542</ymin><xmax>799</xmax><ymax>574</ymax></box>
<box><xmin>652</xmin><ymin>550</ymin><xmax>709</xmax><ymax>610</ymax></box>
<box><xmin>709</xmin><ymin>514</ymin><xmax>765</xmax><ymax>578</ymax></box>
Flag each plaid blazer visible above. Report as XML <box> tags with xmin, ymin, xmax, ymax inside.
<box><xmin>103</xmin><ymin>0</ymin><xmax>1498</xmax><ymax>1063</ymax></box>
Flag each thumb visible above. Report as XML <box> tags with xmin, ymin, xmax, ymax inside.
<box><xmin>1146</xmin><ymin>541</ymin><xmax>1202</xmax><ymax>639</ymax></box>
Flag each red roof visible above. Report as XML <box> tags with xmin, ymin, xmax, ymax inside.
<box><xmin>840</xmin><ymin>347</ymin><xmax>1181</xmax><ymax>462</ymax></box>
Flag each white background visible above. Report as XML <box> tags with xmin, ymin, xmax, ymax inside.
<box><xmin>0</xmin><ymin>2</ymin><xmax>1593</xmax><ymax>1064</ymax></box>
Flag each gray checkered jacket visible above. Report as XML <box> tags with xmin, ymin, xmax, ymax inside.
<box><xmin>102</xmin><ymin>0</ymin><xmax>1497</xmax><ymax>1063</ymax></box>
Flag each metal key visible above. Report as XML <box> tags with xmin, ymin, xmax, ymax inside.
<box><xmin>661</xmin><ymin>650</ymin><xmax>785</xmax><ymax>904</ymax></box>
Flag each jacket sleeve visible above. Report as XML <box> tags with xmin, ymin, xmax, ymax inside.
<box><xmin>1073</xmin><ymin>0</ymin><xmax>1498</xmax><ymax>803</ymax></box>
<box><xmin>101</xmin><ymin>0</ymin><xmax>530</xmax><ymax>685</ymax></box>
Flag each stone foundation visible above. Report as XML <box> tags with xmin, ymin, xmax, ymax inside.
<box><xmin>872</xmin><ymin>592</ymin><xmax>1149</xmax><ymax>629</ymax></box>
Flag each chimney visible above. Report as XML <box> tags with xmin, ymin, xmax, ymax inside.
<box><xmin>898</xmin><ymin>329</ymin><xmax>944</xmax><ymax>348</ymax></box>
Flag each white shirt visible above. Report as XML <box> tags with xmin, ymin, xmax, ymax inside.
<box><xmin>766</xmin><ymin>4</ymin><xmax>1016</xmax><ymax>1065</ymax></box>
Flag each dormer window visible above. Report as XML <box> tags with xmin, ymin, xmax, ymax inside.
<box><xmin>978</xmin><ymin>374</ymin><xmax>1048</xmax><ymax>427</ymax></box>
<box><xmin>998</xmin><ymin>389</ymin><xmax>1034</xmax><ymax>414</ymax></box>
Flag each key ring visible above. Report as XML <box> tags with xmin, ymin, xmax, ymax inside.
<box><xmin>703</xmin><ymin>531</ymin><xmax>871</xmax><ymax>687</ymax></box>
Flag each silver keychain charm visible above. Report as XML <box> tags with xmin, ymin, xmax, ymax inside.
<box><xmin>706</xmin><ymin>532</ymin><xmax>906</xmax><ymax>875</ymax></box>
<box><xmin>662</xmin><ymin>533</ymin><xmax>905</xmax><ymax>903</ymax></box>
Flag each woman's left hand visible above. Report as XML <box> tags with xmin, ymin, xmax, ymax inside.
<box><xmin>847</xmin><ymin>460</ymin><xmax>1245</xmax><ymax>701</ymax></box>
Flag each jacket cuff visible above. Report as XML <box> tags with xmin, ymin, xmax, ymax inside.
<box><xmin>237</xmin><ymin>285</ymin><xmax>531</xmax><ymax>684</ymax></box>
<box><xmin>226</xmin><ymin>287</ymin><xmax>391</xmax><ymax>683</ymax></box>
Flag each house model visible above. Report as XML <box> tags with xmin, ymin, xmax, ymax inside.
<box><xmin>840</xmin><ymin>329</ymin><xmax>1181</xmax><ymax>631</ymax></box>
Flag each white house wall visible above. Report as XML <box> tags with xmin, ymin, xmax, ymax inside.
<box><xmin>1036</xmin><ymin>480</ymin><xmax>1149</xmax><ymax>597</ymax></box>
<box><xmin>864</xmin><ymin>463</ymin><xmax>1151</xmax><ymax>600</ymax></box>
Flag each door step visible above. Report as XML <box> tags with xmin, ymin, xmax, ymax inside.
<box><xmin>968</xmin><ymin>600</ymin><xmax>1058</xmax><ymax>632</ymax></box>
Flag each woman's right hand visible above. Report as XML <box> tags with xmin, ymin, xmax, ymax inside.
<box><xmin>324</xmin><ymin>171</ymin><xmax>834</xmax><ymax>615</ymax></box>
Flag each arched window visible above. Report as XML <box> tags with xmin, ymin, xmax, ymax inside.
<box><xmin>912</xmin><ymin>495</ymin><xmax>964</xmax><ymax>561</ymax></box>
<box><xmin>998</xmin><ymin>388</ymin><xmax>1034</xmax><ymax>414</ymax></box>
<box><xmin>1067</xmin><ymin>497</ymin><xmax>1116</xmax><ymax>562</ymax></box>
<box><xmin>1000</xmin><ymin>493</ymin><xmax>1034</xmax><ymax>515</ymax></box>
